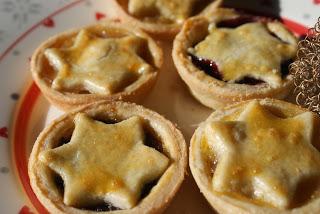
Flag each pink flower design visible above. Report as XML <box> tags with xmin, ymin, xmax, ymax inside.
<box><xmin>42</xmin><ymin>17</ymin><xmax>55</xmax><ymax>28</ymax></box>
<box><xmin>95</xmin><ymin>12</ymin><xmax>106</xmax><ymax>21</ymax></box>
<box><xmin>0</xmin><ymin>127</ymin><xmax>8</xmax><ymax>138</ymax></box>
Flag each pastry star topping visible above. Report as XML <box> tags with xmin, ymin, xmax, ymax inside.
<box><xmin>45</xmin><ymin>30</ymin><xmax>153</xmax><ymax>95</ymax></box>
<box><xmin>39</xmin><ymin>114</ymin><xmax>169</xmax><ymax>209</ymax></box>
<box><xmin>206</xmin><ymin>101</ymin><xmax>320</xmax><ymax>208</ymax></box>
<box><xmin>128</xmin><ymin>0</ymin><xmax>197</xmax><ymax>22</ymax></box>
<box><xmin>189</xmin><ymin>22</ymin><xmax>297</xmax><ymax>87</ymax></box>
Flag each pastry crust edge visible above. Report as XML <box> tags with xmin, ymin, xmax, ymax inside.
<box><xmin>172</xmin><ymin>8</ymin><xmax>296</xmax><ymax>109</ymax></box>
<box><xmin>28</xmin><ymin>101</ymin><xmax>187</xmax><ymax>214</ymax></box>
<box><xmin>30</xmin><ymin>20</ymin><xmax>163</xmax><ymax>111</ymax></box>
<box><xmin>189</xmin><ymin>98</ymin><xmax>320</xmax><ymax>214</ymax></box>
<box><xmin>108</xmin><ymin>0</ymin><xmax>223</xmax><ymax>40</ymax></box>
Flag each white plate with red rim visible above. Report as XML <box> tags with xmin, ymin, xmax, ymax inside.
<box><xmin>0</xmin><ymin>0</ymin><xmax>319</xmax><ymax>213</ymax></box>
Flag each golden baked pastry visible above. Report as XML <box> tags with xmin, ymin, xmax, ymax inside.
<box><xmin>28</xmin><ymin>101</ymin><xmax>187</xmax><ymax>213</ymax></box>
<box><xmin>108</xmin><ymin>0</ymin><xmax>222</xmax><ymax>38</ymax></box>
<box><xmin>190</xmin><ymin>98</ymin><xmax>320</xmax><ymax>213</ymax></box>
<box><xmin>31</xmin><ymin>21</ymin><xmax>163</xmax><ymax>110</ymax></box>
<box><xmin>172</xmin><ymin>8</ymin><xmax>298</xmax><ymax>109</ymax></box>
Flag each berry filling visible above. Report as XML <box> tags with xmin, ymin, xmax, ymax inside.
<box><xmin>82</xmin><ymin>204</ymin><xmax>120</xmax><ymax>212</ymax></box>
<box><xmin>190</xmin><ymin>54</ymin><xmax>265</xmax><ymax>85</ymax></box>
<box><xmin>189</xmin><ymin>54</ymin><xmax>292</xmax><ymax>85</ymax></box>
<box><xmin>189</xmin><ymin>13</ymin><xmax>294</xmax><ymax>85</ymax></box>
<box><xmin>189</xmin><ymin>54</ymin><xmax>222</xmax><ymax>80</ymax></box>
<box><xmin>216</xmin><ymin>16</ymin><xmax>256</xmax><ymax>28</ymax></box>
<box><xmin>280</xmin><ymin>58</ymin><xmax>294</xmax><ymax>78</ymax></box>
<box><xmin>235</xmin><ymin>76</ymin><xmax>265</xmax><ymax>85</ymax></box>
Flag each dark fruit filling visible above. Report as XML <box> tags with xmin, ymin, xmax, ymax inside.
<box><xmin>280</xmin><ymin>58</ymin><xmax>294</xmax><ymax>78</ymax></box>
<box><xmin>235</xmin><ymin>76</ymin><xmax>265</xmax><ymax>85</ymax></box>
<box><xmin>189</xmin><ymin>54</ymin><xmax>292</xmax><ymax>85</ymax></box>
<box><xmin>299</xmin><ymin>34</ymin><xmax>307</xmax><ymax>41</ymax></box>
<box><xmin>189</xmin><ymin>54</ymin><xmax>266</xmax><ymax>85</ymax></box>
<box><xmin>216</xmin><ymin>16</ymin><xmax>256</xmax><ymax>28</ymax></box>
<box><xmin>82</xmin><ymin>204</ymin><xmax>120</xmax><ymax>212</ymax></box>
<box><xmin>140</xmin><ymin>179</ymin><xmax>159</xmax><ymax>200</ymax></box>
<box><xmin>53</xmin><ymin>173</ymin><xmax>64</xmax><ymax>195</ymax></box>
<box><xmin>291</xmin><ymin>175</ymin><xmax>320</xmax><ymax>208</ymax></box>
<box><xmin>189</xmin><ymin>12</ymin><xmax>294</xmax><ymax>85</ymax></box>
<box><xmin>144</xmin><ymin>127</ymin><xmax>164</xmax><ymax>153</ymax></box>
<box><xmin>189</xmin><ymin>54</ymin><xmax>222</xmax><ymax>80</ymax></box>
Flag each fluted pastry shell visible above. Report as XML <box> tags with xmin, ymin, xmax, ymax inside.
<box><xmin>108</xmin><ymin>0</ymin><xmax>223</xmax><ymax>39</ymax></box>
<box><xmin>28</xmin><ymin>101</ymin><xmax>187</xmax><ymax>214</ymax></box>
<box><xmin>189</xmin><ymin>98</ymin><xmax>320</xmax><ymax>213</ymax></box>
<box><xmin>172</xmin><ymin>8</ymin><xmax>296</xmax><ymax>109</ymax></box>
<box><xmin>31</xmin><ymin>21</ymin><xmax>163</xmax><ymax>111</ymax></box>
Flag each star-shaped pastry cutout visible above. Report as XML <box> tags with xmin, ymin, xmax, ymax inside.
<box><xmin>206</xmin><ymin>101</ymin><xmax>320</xmax><ymax>208</ymax></box>
<box><xmin>128</xmin><ymin>0</ymin><xmax>197</xmax><ymax>22</ymax></box>
<box><xmin>39</xmin><ymin>114</ymin><xmax>169</xmax><ymax>209</ymax></box>
<box><xmin>190</xmin><ymin>22</ymin><xmax>297</xmax><ymax>87</ymax></box>
<box><xmin>45</xmin><ymin>30</ymin><xmax>153</xmax><ymax>95</ymax></box>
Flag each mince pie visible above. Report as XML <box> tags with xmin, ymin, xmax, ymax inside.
<box><xmin>190</xmin><ymin>99</ymin><xmax>320</xmax><ymax>213</ymax></box>
<box><xmin>108</xmin><ymin>0</ymin><xmax>222</xmax><ymax>38</ymax></box>
<box><xmin>31</xmin><ymin>21</ymin><xmax>163</xmax><ymax>110</ymax></box>
<box><xmin>172</xmin><ymin>9</ymin><xmax>298</xmax><ymax>109</ymax></box>
<box><xmin>28</xmin><ymin>101</ymin><xmax>187</xmax><ymax>213</ymax></box>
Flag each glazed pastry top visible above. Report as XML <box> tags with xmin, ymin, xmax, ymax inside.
<box><xmin>204</xmin><ymin>101</ymin><xmax>320</xmax><ymax>208</ymax></box>
<box><xmin>45</xmin><ymin>29</ymin><xmax>153</xmax><ymax>94</ymax></box>
<box><xmin>189</xmin><ymin>22</ymin><xmax>297</xmax><ymax>87</ymax></box>
<box><xmin>128</xmin><ymin>0</ymin><xmax>199</xmax><ymax>22</ymax></box>
<box><xmin>39</xmin><ymin>114</ymin><xmax>169</xmax><ymax>209</ymax></box>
